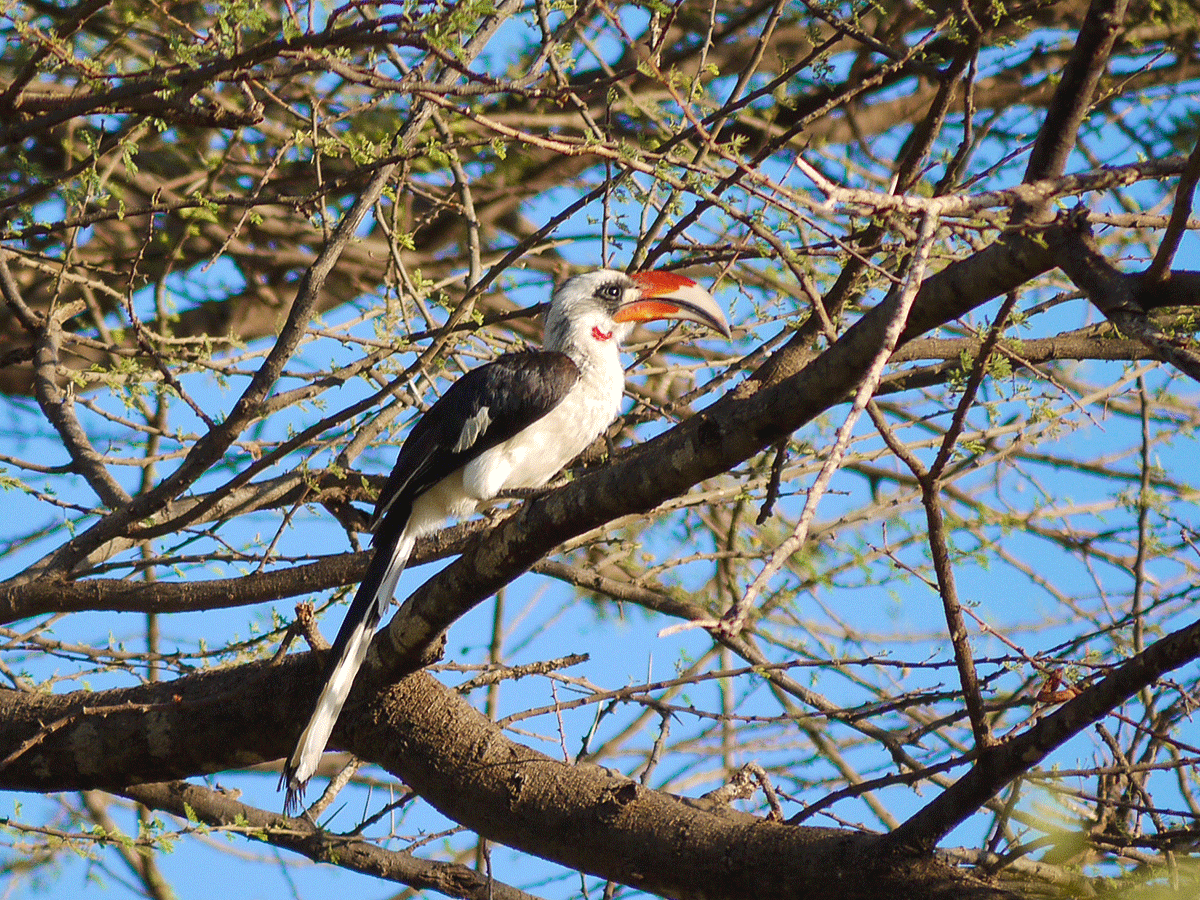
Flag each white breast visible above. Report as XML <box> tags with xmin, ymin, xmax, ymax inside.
<box><xmin>461</xmin><ymin>349</ymin><xmax>625</xmax><ymax>502</ymax></box>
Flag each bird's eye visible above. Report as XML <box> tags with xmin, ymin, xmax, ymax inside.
<box><xmin>596</xmin><ymin>283</ymin><xmax>623</xmax><ymax>302</ymax></box>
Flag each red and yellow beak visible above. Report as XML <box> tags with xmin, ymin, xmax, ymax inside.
<box><xmin>614</xmin><ymin>271</ymin><xmax>731</xmax><ymax>339</ymax></box>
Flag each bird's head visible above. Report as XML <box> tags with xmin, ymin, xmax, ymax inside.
<box><xmin>544</xmin><ymin>268</ymin><xmax>729</xmax><ymax>354</ymax></box>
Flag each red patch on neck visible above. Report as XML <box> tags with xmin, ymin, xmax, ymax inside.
<box><xmin>592</xmin><ymin>325</ymin><xmax>613</xmax><ymax>342</ymax></box>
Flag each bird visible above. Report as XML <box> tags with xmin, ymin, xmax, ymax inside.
<box><xmin>282</xmin><ymin>268</ymin><xmax>729</xmax><ymax>809</ymax></box>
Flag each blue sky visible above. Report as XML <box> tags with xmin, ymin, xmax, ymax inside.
<box><xmin>3</xmin><ymin>3</ymin><xmax>1200</xmax><ymax>897</ymax></box>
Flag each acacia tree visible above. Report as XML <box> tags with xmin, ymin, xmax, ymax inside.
<box><xmin>2</xmin><ymin>0</ymin><xmax>1200</xmax><ymax>897</ymax></box>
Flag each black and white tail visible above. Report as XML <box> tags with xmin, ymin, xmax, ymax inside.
<box><xmin>282</xmin><ymin>528</ymin><xmax>415</xmax><ymax>812</ymax></box>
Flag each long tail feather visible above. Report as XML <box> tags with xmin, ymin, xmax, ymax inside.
<box><xmin>282</xmin><ymin>529</ymin><xmax>414</xmax><ymax>812</ymax></box>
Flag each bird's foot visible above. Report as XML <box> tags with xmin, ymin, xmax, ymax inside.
<box><xmin>492</xmin><ymin>478</ymin><xmax>570</xmax><ymax>502</ymax></box>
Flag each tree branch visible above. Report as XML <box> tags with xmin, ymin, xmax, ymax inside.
<box><xmin>1021</xmin><ymin>0</ymin><xmax>1129</xmax><ymax>187</ymax></box>
<box><xmin>122</xmin><ymin>780</ymin><xmax>545</xmax><ymax>900</ymax></box>
<box><xmin>1051</xmin><ymin>212</ymin><xmax>1200</xmax><ymax>382</ymax></box>
<box><xmin>32</xmin><ymin>0</ymin><xmax>526</xmax><ymax>580</ymax></box>
<box><xmin>885</xmin><ymin>614</ymin><xmax>1200</xmax><ymax>853</ymax></box>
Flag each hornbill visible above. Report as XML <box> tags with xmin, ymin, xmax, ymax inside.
<box><xmin>282</xmin><ymin>268</ymin><xmax>729</xmax><ymax>807</ymax></box>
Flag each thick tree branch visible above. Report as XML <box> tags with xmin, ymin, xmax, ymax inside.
<box><xmin>0</xmin><ymin>217</ymin><xmax>1068</xmax><ymax>790</ymax></box>
<box><xmin>5</xmin><ymin>3</ymin><xmax>1199</xmax><ymax>898</ymax></box>
<box><xmin>0</xmin><ymin>662</ymin><xmax>1010</xmax><ymax>900</ymax></box>
<box><xmin>0</xmin><ymin>209</ymin><xmax>1192</xmax><ymax>899</ymax></box>
<box><xmin>1051</xmin><ymin>214</ymin><xmax>1200</xmax><ymax>382</ymax></box>
<box><xmin>1022</xmin><ymin>0</ymin><xmax>1129</xmax><ymax>186</ymax></box>
<box><xmin>9</xmin><ymin>620</ymin><xmax>1199</xmax><ymax>900</ymax></box>
<box><xmin>378</xmin><ymin>226</ymin><xmax>1058</xmax><ymax>667</ymax></box>
<box><xmin>351</xmin><ymin>672</ymin><xmax>1012</xmax><ymax>900</ymax></box>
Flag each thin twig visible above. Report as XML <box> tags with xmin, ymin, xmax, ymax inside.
<box><xmin>720</xmin><ymin>209</ymin><xmax>942</xmax><ymax>635</ymax></box>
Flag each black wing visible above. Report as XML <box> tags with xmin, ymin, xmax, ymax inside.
<box><xmin>370</xmin><ymin>349</ymin><xmax>579</xmax><ymax>542</ymax></box>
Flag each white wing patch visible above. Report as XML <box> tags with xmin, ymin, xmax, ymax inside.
<box><xmin>454</xmin><ymin>405</ymin><xmax>491</xmax><ymax>453</ymax></box>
